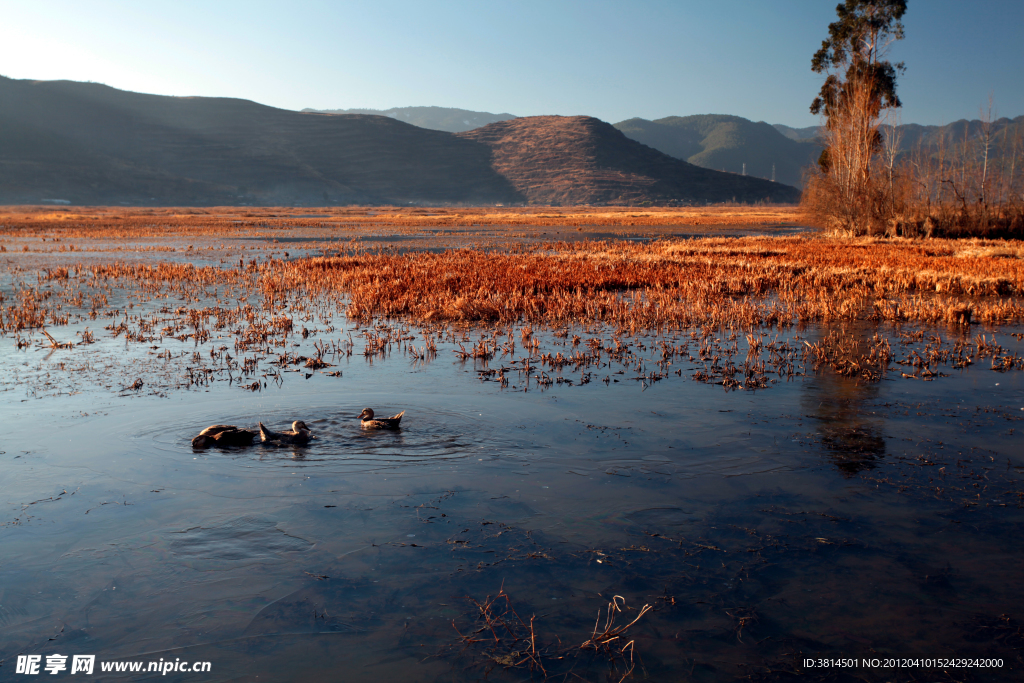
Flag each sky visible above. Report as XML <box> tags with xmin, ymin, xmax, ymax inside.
<box><xmin>1</xmin><ymin>0</ymin><xmax>1021</xmax><ymax>127</ymax></box>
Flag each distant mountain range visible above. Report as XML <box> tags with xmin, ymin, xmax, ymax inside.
<box><xmin>614</xmin><ymin>115</ymin><xmax>823</xmax><ymax>189</ymax></box>
<box><xmin>301</xmin><ymin>106</ymin><xmax>516</xmax><ymax>133</ymax></box>
<box><xmin>886</xmin><ymin>116</ymin><xmax>1024</xmax><ymax>155</ymax></box>
<box><xmin>304</xmin><ymin>107</ymin><xmax>824</xmax><ymax>187</ymax></box>
<box><xmin>772</xmin><ymin>124</ymin><xmax>824</xmax><ymax>142</ymax></box>
<box><xmin>0</xmin><ymin>78</ymin><xmax>522</xmax><ymax>205</ymax></box>
<box><xmin>769</xmin><ymin>117</ymin><xmax>1024</xmax><ymax>152</ymax></box>
<box><xmin>309</xmin><ymin>106</ymin><xmax>1022</xmax><ymax>191</ymax></box>
<box><xmin>765</xmin><ymin>117</ymin><xmax>1024</xmax><ymax>175</ymax></box>
<box><xmin>13</xmin><ymin>76</ymin><xmax>1009</xmax><ymax>207</ymax></box>
<box><xmin>0</xmin><ymin>77</ymin><xmax>798</xmax><ymax>206</ymax></box>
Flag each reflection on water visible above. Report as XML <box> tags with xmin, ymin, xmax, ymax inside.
<box><xmin>803</xmin><ymin>370</ymin><xmax>887</xmax><ymax>475</ymax></box>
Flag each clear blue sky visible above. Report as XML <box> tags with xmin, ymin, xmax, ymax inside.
<box><xmin>2</xmin><ymin>0</ymin><xmax>1021</xmax><ymax>127</ymax></box>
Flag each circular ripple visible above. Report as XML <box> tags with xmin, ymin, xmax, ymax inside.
<box><xmin>122</xmin><ymin>401</ymin><xmax>516</xmax><ymax>474</ymax></box>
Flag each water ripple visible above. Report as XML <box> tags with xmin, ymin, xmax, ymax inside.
<box><xmin>123</xmin><ymin>402</ymin><xmax>518</xmax><ymax>474</ymax></box>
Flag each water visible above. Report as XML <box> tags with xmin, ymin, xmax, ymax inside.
<box><xmin>1</xmin><ymin>246</ymin><xmax>1022</xmax><ymax>681</ymax></box>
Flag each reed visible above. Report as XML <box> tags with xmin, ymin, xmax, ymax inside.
<box><xmin>450</xmin><ymin>588</ymin><xmax>650</xmax><ymax>681</ymax></box>
<box><xmin>3</xmin><ymin>228</ymin><xmax>1021</xmax><ymax>397</ymax></box>
<box><xmin>4</xmin><ymin>234</ymin><xmax>1024</xmax><ymax>336</ymax></box>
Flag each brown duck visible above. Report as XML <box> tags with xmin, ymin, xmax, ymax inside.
<box><xmin>358</xmin><ymin>408</ymin><xmax>405</xmax><ymax>429</ymax></box>
<box><xmin>258</xmin><ymin>420</ymin><xmax>314</xmax><ymax>444</ymax></box>
<box><xmin>191</xmin><ymin>425</ymin><xmax>256</xmax><ymax>449</ymax></box>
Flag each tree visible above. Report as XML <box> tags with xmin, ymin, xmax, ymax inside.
<box><xmin>808</xmin><ymin>1</ymin><xmax>907</xmax><ymax>233</ymax></box>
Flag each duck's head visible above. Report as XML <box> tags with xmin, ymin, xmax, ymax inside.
<box><xmin>358</xmin><ymin>408</ymin><xmax>374</xmax><ymax>421</ymax></box>
<box><xmin>292</xmin><ymin>420</ymin><xmax>311</xmax><ymax>433</ymax></box>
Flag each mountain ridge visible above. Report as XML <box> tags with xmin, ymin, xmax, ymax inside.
<box><xmin>0</xmin><ymin>77</ymin><xmax>800</xmax><ymax>206</ymax></box>
<box><xmin>615</xmin><ymin>115</ymin><xmax>822</xmax><ymax>188</ymax></box>
<box><xmin>0</xmin><ymin>76</ymin><xmax>523</xmax><ymax>205</ymax></box>
<box><xmin>301</xmin><ymin>106</ymin><xmax>516</xmax><ymax>133</ymax></box>
<box><xmin>459</xmin><ymin>116</ymin><xmax>798</xmax><ymax>205</ymax></box>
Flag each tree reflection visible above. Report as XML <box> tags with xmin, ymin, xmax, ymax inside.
<box><xmin>802</xmin><ymin>363</ymin><xmax>886</xmax><ymax>476</ymax></box>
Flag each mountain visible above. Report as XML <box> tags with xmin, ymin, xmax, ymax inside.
<box><xmin>773</xmin><ymin>124</ymin><xmax>824</xmax><ymax>142</ymax></box>
<box><xmin>888</xmin><ymin>116</ymin><xmax>1024</xmax><ymax>153</ymax></box>
<box><xmin>300</xmin><ymin>106</ymin><xmax>516</xmax><ymax>133</ymax></box>
<box><xmin>769</xmin><ymin>116</ymin><xmax>1024</xmax><ymax>164</ymax></box>
<box><xmin>615</xmin><ymin>115</ymin><xmax>822</xmax><ymax>188</ymax></box>
<box><xmin>458</xmin><ymin>116</ymin><xmax>800</xmax><ymax>205</ymax></box>
<box><xmin>0</xmin><ymin>77</ymin><xmax>800</xmax><ymax>206</ymax></box>
<box><xmin>0</xmin><ymin>77</ymin><xmax>524</xmax><ymax>205</ymax></box>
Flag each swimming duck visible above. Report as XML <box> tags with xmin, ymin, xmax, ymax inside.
<box><xmin>258</xmin><ymin>420</ymin><xmax>314</xmax><ymax>444</ymax></box>
<box><xmin>191</xmin><ymin>425</ymin><xmax>256</xmax><ymax>449</ymax></box>
<box><xmin>358</xmin><ymin>408</ymin><xmax>405</xmax><ymax>429</ymax></box>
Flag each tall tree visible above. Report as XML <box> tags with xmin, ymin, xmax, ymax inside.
<box><xmin>810</xmin><ymin>1</ymin><xmax>907</xmax><ymax>229</ymax></box>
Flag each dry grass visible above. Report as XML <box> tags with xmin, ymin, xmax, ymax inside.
<box><xmin>0</xmin><ymin>205</ymin><xmax>805</xmax><ymax>240</ymax></box>
<box><xmin>449</xmin><ymin>587</ymin><xmax>651</xmax><ymax>681</ymax></box>
<box><xmin>266</xmin><ymin>235</ymin><xmax>1024</xmax><ymax>327</ymax></box>
<box><xmin>3</xmin><ymin>223</ymin><xmax>1022</xmax><ymax>397</ymax></box>
<box><xmin>4</xmin><ymin>234</ymin><xmax>1023</xmax><ymax>338</ymax></box>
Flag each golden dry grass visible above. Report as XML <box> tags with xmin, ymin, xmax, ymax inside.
<box><xmin>2</xmin><ymin>210</ymin><xmax>1021</xmax><ymax>398</ymax></box>
<box><xmin>0</xmin><ymin>205</ymin><xmax>805</xmax><ymax>240</ymax></box>
<box><xmin>268</xmin><ymin>235</ymin><xmax>1023</xmax><ymax>327</ymax></box>
<box><xmin>4</xmin><ymin>222</ymin><xmax>1024</xmax><ymax>396</ymax></box>
<box><xmin>3</xmin><ymin>233</ymin><xmax>1023</xmax><ymax>337</ymax></box>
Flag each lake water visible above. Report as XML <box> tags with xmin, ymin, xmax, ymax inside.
<box><xmin>1</xmin><ymin>239</ymin><xmax>1022</xmax><ymax>682</ymax></box>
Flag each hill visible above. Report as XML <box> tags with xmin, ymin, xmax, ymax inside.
<box><xmin>0</xmin><ymin>77</ymin><xmax>527</xmax><ymax>206</ymax></box>
<box><xmin>769</xmin><ymin>116</ymin><xmax>1024</xmax><ymax>165</ymax></box>
<box><xmin>301</xmin><ymin>106</ymin><xmax>516</xmax><ymax>133</ymax></box>
<box><xmin>0</xmin><ymin>77</ymin><xmax>799</xmax><ymax>206</ymax></box>
<box><xmin>615</xmin><ymin>115</ymin><xmax>822</xmax><ymax>188</ymax></box>
<box><xmin>772</xmin><ymin>124</ymin><xmax>824</xmax><ymax>142</ymax></box>
<box><xmin>458</xmin><ymin>116</ymin><xmax>800</xmax><ymax>205</ymax></box>
<box><xmin>891</xmin><ymin>115</ymin><xmax>1024</xmax><ymax>154</ymax></box>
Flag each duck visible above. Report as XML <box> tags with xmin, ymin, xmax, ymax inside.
<box><xmin>358</xmin><ymin>408</ymin><xmax>405</xmax><ymax>429</ymax></box>
<box><xmin>258</xmin><ymin>420</ymin><xmax>314</xmax><ymax>444</ymax></box>
<box><xmin>191</xmin><ymin>425</ymin><xmax>256</xmax><ymax>449</ymax></box>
